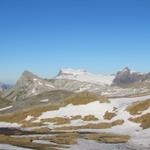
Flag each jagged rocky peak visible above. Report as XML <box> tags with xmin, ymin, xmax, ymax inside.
<box><xmin>113</xmin><ymin>67</ymin><xmax>145</xmax><ymax>86</ymax></box>
<box><xmin>2</xmin><ymin>70</ymin><xmax>56</xmax><ymax>101</ymax></box>
<box><xmin>16</xmin><ymin>70</ymin><xmax>41</xmax><ymax>85</ymax></box>
<box><xmin>21</xmin><ymin>70</ymin><xmax>40</xmax><ymax>80</ymax></box>
<box><xmin>120</xmin><ymin>67</ymin><xmax>130</xmax><ymax>73</ymax></box>
<box><xmin>115</xmin><ymin>67</ymin><xmax>131</xmax><ymax>77</ymax></box>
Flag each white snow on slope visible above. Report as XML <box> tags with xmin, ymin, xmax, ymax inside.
<box><xmin>0</xmin><ymin>122</ymin><xmax>21</xmax><ymax>128</ymax></box>
<box><xmin>0</xmin><ymin>106</ymin><xmax>12</xmax><ymax>111</ymax></box>
<box><xmin>38</xmin><ymin>95</ymin><xmax>150</xmax><ymax>123</ymax></box>
<box><xmin>77</xmin><ymin>95</ymin><xmax>150</xmax><ymax>149</ymax></box>
<box><xmin>127</xmin><ymin>128</ymin><xmax>150</xmax><ymax>150</ymax></box>
<box><xmin>67</xmin><ymin>139</ymin><xmax>129</xmax><ymax>150</ymax></box>
<box><xmin>56</xmin><ymin>68</ymin><xmax>115</xmax><ymax>85</ymax></box>
<box><xmin>40</xmin><ymin>99</ymin><xmax>49</xmax><ymax>103</ymax></box>
<box><xmin>38</xmin><ymin>94</ymin><xmax>150</xmax><ymax>149</ymax></box>
<box><xmin>25</xmin><ymin>115</ymin><xmax>34</xmax><ymax>121</ymax></box>
<box><xmin>38</xmin><ymin>101</ymin><xmax>113</xmax><ymax>120</ymax></box>
<box><xmin>0</xmin><ymin>144</ymin><xmax>33</xmax><ymax>150</ymax></box>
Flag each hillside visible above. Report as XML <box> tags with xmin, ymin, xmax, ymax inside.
<box><xmin>0</xmin><ymin>92</ymin><xmax>150</xmax><ymax>149</ymax></box>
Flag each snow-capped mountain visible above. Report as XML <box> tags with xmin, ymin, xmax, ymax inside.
<box><xmin>1</xmin><ymin>69</ymin><xmax>109</xmax><ymax>102</ymax></box>
<box><xmin>55</xmin><ymin>68</ymin><xmax>115</xmax><ymax>85</ymax></box>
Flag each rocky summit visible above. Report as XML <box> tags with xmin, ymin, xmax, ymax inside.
<box><xmin>113</xmin><ymin>67</ymin><xmax>150</xmax><ymax>87</ymax></box>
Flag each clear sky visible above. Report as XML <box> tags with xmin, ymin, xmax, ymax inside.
<box><xmin>0</xmin><ymin>0</ymin><xmax>150</xmax><ymax>83</ymax></box>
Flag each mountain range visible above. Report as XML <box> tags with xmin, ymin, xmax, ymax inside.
<box><xmin>0</xmin><ymin>67</ymin><xmax>150</xmax><ymax>150</ymax></box>
<box><xmin>1</xmin><ymin>67</ymin><xmax>150</xmax><ymax>102</ymax></box>
<box><xmin>0</xmin><ymin>82</ymin><xmax>13</xmax><ymax>91</ymax></box>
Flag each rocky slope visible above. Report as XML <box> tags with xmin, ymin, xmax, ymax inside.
<box><xmin>2</xmin><ymin>71</ymin><xmax>56</xmax><ymax>101</ymax></box>
<box><xmin>49</xmin><ymin>78</ymin><xmax>107</xmax><ymax>93</ymax></box>
<box><xmin>2</xmin><ymin>70</ymin><xmax>110</xmax><ymax>101</ymax></box>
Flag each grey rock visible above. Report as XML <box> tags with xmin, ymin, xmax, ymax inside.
<box><xmin>2</xmin><ymin>71</ymin><xmax>56</xmax><ymax>101</ymax></box>
<box><xmin>113</xmin><ymin>67</ymin><xmax>150</xmax><ymax>86</ymax></box>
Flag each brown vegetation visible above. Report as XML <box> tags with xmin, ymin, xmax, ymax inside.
<box><xmin>82</xmin><ymin>115</ymin><xmax>99</xmax><ymax>121</ymax></box>
<box><xmin>103</xmin><ymin>111</ymin><xmax>116</xmax><ymax>120</ymax></box>
<box><xmin>41</xmin><ymin>117</ymin><xmax>71</xmax><ymax>125</ymax></box>
<box><xmin>126</xmin><ymin>99</ymin><xmax>150</xmax><ymax>115</ymax></box>
<box><xmin>0</xmin><ymin>92</ymin><xmax>108</xmax><ymax>125</ymax></box>
<box><xmin>129</xmin><ymin>113</ymin><xmax>150</xmax><ymax>129</ymax></box>
<box><xmin>71</xmin><ymin>115</ymin><xmax>82</xmax><ymax>120</ymax></box>
<box><xmin>83</xmin><ymin>132</ymin><xmax>129</xmax><ymax>143</ymax></box>
<box><xmin>54</xmin><ymin>119</ymin><xmax>124</xmax><ymax>130</ymax></box>
<box><xmin>63</xmin><ymin>92</ymin><xmax>109</xmax><ymax>105</ymax></box>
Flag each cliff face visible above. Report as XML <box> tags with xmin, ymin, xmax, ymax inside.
<box><xmin>113</xmin><ymin>67</ymin><xmax>150</xmax><ymax>86</ymax></box>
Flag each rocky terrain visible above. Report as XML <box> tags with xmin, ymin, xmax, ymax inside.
<box><xmin>0</xmin><ymin>67</ymin><xmax>150</xmax><ymax>150</ymax></box>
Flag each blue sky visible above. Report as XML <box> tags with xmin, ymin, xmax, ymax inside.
<box><xmin>0</xmin><ymin>0</ymin><xmax>150</xmax><ymax>83</ymax></box>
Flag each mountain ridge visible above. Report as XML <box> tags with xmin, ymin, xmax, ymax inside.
<box><xmin>1</xmin><ymin>67</ymin><xmax>150</xmax><ymax>101</ymax></box>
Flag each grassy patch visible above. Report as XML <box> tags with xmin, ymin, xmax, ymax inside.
<box><xmin>129</xmin><ymin>113</ymin><xmax>150</xmax><ymax>129</ymax></box>
<box><xmin>30</xmin><ymin>127</ymin><xmax>51</xmax><ymax>132</ymax></box>
<box><xmin>0</xmin><ymin>92</ymin><xmax>108</xmax><ymax>124</ymax></box>
<box><xmin>20</xmin><ymin>120</ymin><xmax>44</xmax><ymax>128</ymax></box>
<box><xmin>47</xmin><ymin>133</ymin><xmax>78</xmax><ymax>145</ymax></box>
<box><xmin>0</xmin><ymin>103</ymin><xmax>62</xmax><ymax>123</ymax></box>
<box><xmin>54</xmin><ymin>119</ymin><xmax>124</xmax><ymax>130</ymax></box>
<box><xmin>82</xmin><ymin>133</ymin><xmax>129</xmax><ymax>143</ymax></box>
<box><xmin>82</xmin><ymin>115</ymin><xmax>99</xmax><ymax>121</ymax></box>
<box><xmin>111</xmin><ymin>120</ymin><xmax>124</xmax><ymax>126</ymax></box>
<box><xmin>63</xmin><ymin>92</ymin><xmax>109</xmax><ymax>105</ymax></box>
<box><xmin>0</xmin><ymin>129</ymin><xmax>130</xmax><ymax>149</ymax></box>
<box><xmin>0</xmin><ymin>134</ymin><xmax>68</xmax><ymax>150</ymax></box>
<box><xmin>41</xmin><ymin>117</ymin><xmax>71</xmax><ymax>125</ymax></box>
<box><xmin>126</xmin><ymin>99</ymin><xmax>150</xmax><ymax>115</ymax></box>
<box><xmin>103</xmin><ymin>111</ymin><xmax>116</xmax><ymax>120</ymax></box>
<box><xmin>71</xmin><ymin>115</ymin><xmax>82</xmax><ymax>120</ymax></box>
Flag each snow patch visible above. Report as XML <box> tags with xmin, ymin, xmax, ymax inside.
<box><xmin>45</xmin><ymin>84</ymin><xmax>55</xmax><ymax>88</ymax></box>
<box><xmin>0</xmin><ymin>106</ymin><xmax>13</xmax><ymax>111</ymax></box>
<box><xmin>25</xmin><ymin>115</ymin><xmax>34</xmax><ymax>121</ymax></box>
<box><xmin>40</xmin><ymin>99</ymin><xmax>49</xmax><ymax>103</ymax></box>
<box><xmin>0</xmin><ymin>144</ymin><xmax>33</xmax><ymax>150</ymax></box>
<box><xmin>0</xmin><ymin>122</ymin><xmax>21</xmax><ymax>128</ymax></box>
<box><xmin>38</xmin><ymin>81</ymin><xmax>43</xmax><ymax>85</ymax></box>
<box><xmin>38</xmin><ymin>101</ymin><xmax>113</xmax><ymax>120</ymax></box>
